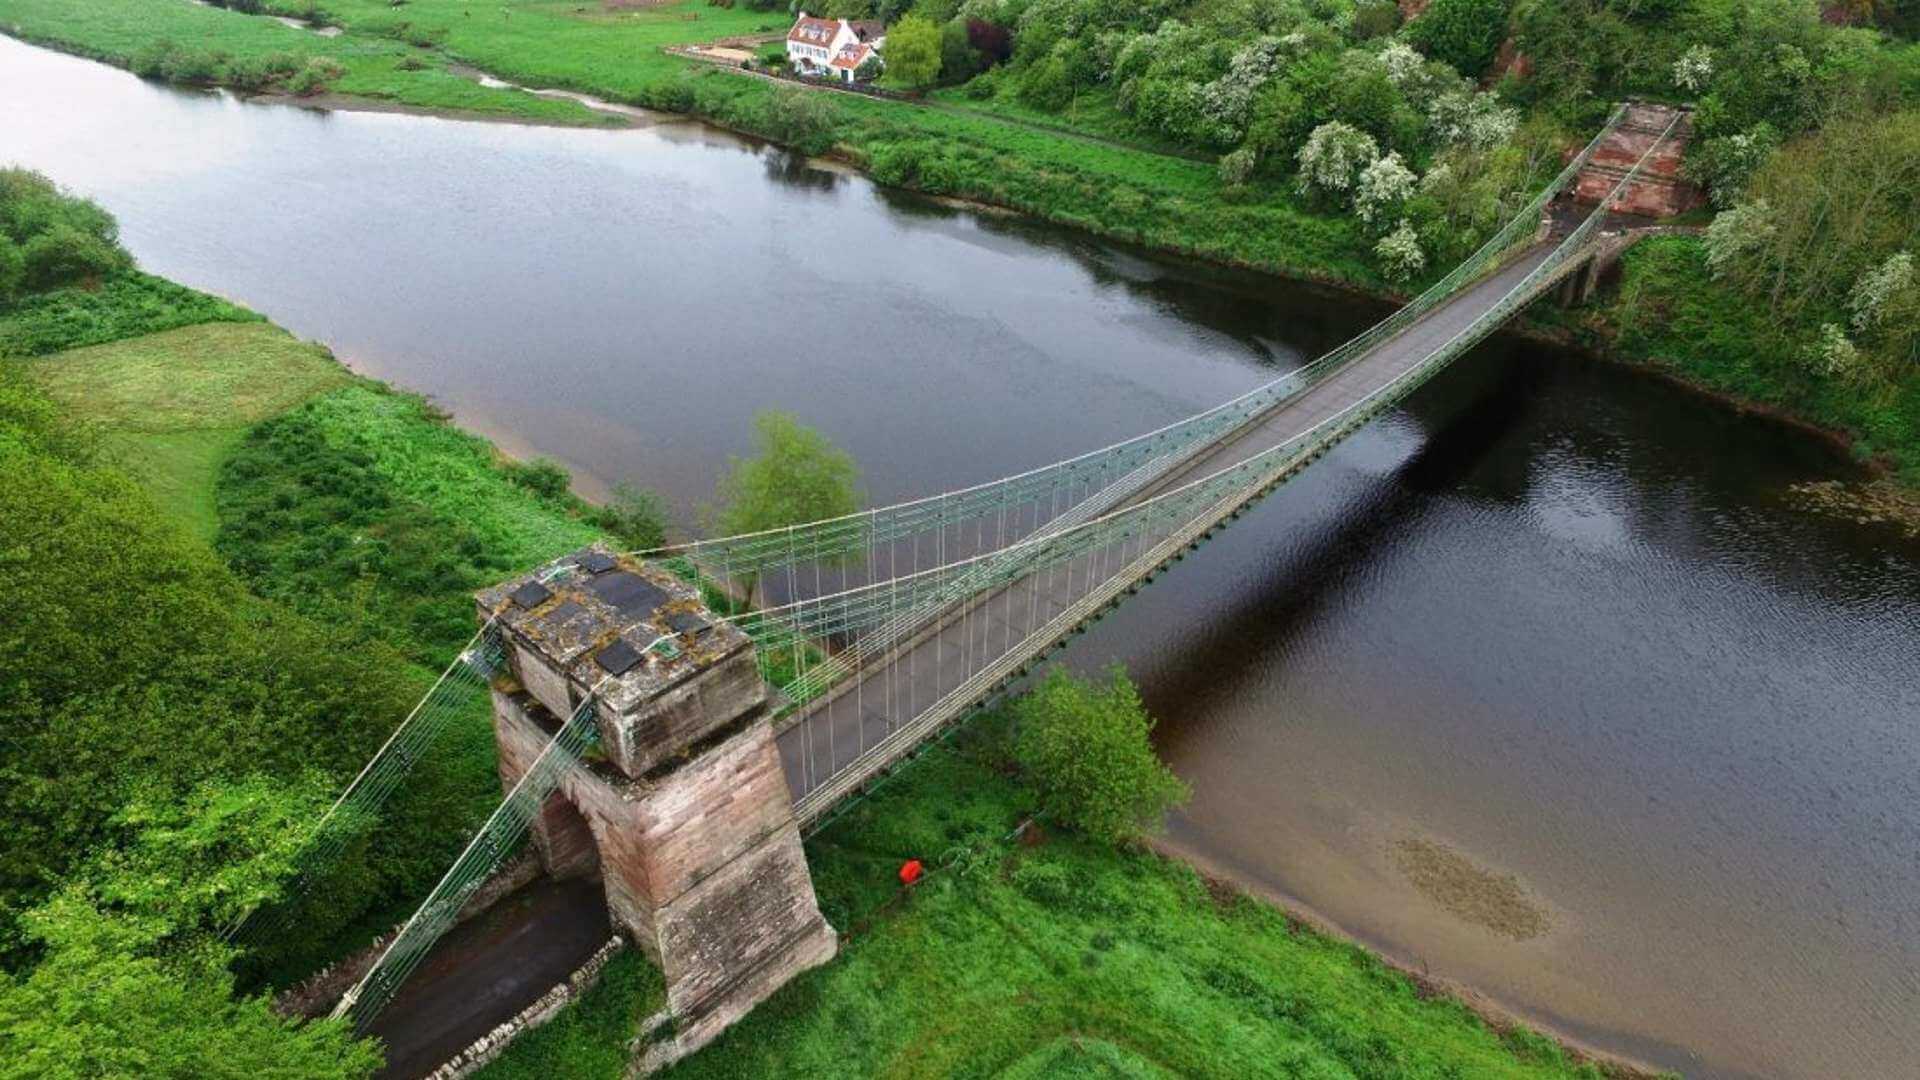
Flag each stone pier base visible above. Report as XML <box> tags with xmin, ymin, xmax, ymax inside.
<box><xmin>481</xmin><ymin>549</ymin><xmax>839</xmax><ymax>1075</ymax></box>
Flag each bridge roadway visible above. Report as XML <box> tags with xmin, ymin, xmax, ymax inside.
<box><xmin>774</xmin><ymin>241</ymin><xmax>1562</xmax><ymax>816</ymax></box>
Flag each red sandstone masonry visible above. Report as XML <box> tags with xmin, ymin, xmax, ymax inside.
<box><xmin>478</xmin><ymin>547</ymin><xmax>837</xmax><ymax>1074</ymax></box>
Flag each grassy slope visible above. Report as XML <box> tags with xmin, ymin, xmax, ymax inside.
<box><xmin>482</xmin><ymin>716</ymin><xmax>1627</xmax><ymax>1080</ymax></box>
<box><xmin>27</xmin><ymin>321</ymin><xmax>351</xmax><ymax>537</ymax></box>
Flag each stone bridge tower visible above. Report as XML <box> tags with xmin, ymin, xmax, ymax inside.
<box><xmin>477</xmin><ymin>547</ymin><xmax>836</xmax><ymax>1072</ymax></box>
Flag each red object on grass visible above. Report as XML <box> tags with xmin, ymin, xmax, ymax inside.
<box><xmin>899</xmin><ymin>859</ymin><xmax>924</xmax><ymax>886</ymax></box>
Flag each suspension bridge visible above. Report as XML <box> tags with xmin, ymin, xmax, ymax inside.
<box><xmin>242</xmin><ymin>102</ymin><xmax>1685</xmax><ymax>1075</ymax></box>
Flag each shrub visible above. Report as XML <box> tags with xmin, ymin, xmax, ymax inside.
<box><xmin>1406</xmin><ymin>0</ymin><xmax>1512</xmax><ymax>79</ymax></box>
<box><xmin>505</xmin><ymin>457</ymin><xmax>573</xmax><ymax>500</ymax></box>
<box><xmin>20</xmin><ymin>224</ymin><xmax>130</xmax><ymax>291</ymax></box>
<box><xmin>1217</xmin><ymin>146</ymin><xmax>1257</xmax><ymax>186</ymax></box>
<box><xmin>594</xmin><ymin>483</ymin><xmax>671</xmax><ymax>551</ymax></box>
<box><xmin>1010</xmin><ymin>666</ymin><xmax>1188</xmax><ymax>846</ymax></box>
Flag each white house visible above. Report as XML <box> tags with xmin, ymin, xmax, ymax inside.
<box><xmin>786</xmin><ymin>13</ymin><xmax>885</xmax><ymax>83</ymax></box>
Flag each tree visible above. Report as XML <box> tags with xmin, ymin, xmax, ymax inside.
<box><xmin>595</xmin><ymin>483</ymin><xmax>670</xmax><ymax>551</ymax></box>
<box><xmin>886</xmin><ymin>14</ymin><xmax>943</xmax><ymax>86</ymax></box>
<box><xmin>1296</xmin><ymin>121</ymin><xmax>1379</xmax><ymax>202</ymax></box>
<box><xmin>0</xmin><ymin>778</ymin><xmax>380</xmax><ymax>1080</ymax></box>
<box><xmin>1375</xmin><ymin>218</ymin><xmax>1428</xmax><ymax>281</ymax></box>
<box><xmin>712</xmin><ymin>410</ymin><xmax>861</xmax><ymax>537</ymax></box>
<box><xmin>1011</xmin><ymin>666</ymin><xmax>1188</xmax><ymax>845</ymax></box>
<box><xmin>1406</xmin><ymin>0</ymin><xmax>1512</xmax><ymax>79</ymax></box>
<box><xmin>0</xmin><ymin>237</ymin><xmax>23</xmax><ymax>305</ymax></box>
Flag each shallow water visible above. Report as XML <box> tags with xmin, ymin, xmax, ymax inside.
<box><xmin>4</xmin><ymin>35</ymin><xmax>1916</xmax><ymax>1078</ymax></box>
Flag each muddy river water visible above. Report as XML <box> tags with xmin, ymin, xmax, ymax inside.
<box><xmin>3</xmin><ymin>35</ymin><xmax>1916</xmax><ymax>1078</ymax></box>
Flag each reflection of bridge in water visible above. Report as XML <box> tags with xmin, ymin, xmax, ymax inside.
<box><xmin>246</xmin><ymin>103</ymin><xmax>1687</xmax><ymax>1076</ymax></box>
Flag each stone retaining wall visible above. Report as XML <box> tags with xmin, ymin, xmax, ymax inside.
<box><xmin>425</xmin><ymin>936</ymin><xmax>629</xmax><ymax>1080</ymax></box>
<box><xmin>273</xmin><ymin>849</ymin><xmax>545</xmax><ymax>1019</ymax></box>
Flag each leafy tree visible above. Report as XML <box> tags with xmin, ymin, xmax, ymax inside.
<box><xmin>0</xmin><ymin>778</ymin><xmax>380</xmax><ymax>1080</ymax></box>
<box><xmin>596</xmin><ymin>483</ymin><xmax>671</xmax><ymax>551</ymax></box>
<box><xmin>966</xmin><ymin>18</ymin><xmax>1014</xmax><ymax>66</ymax></box>
<box><xmin>940</xmin><ymin>19</ymin><xmax>987</xmax><ymax>82</ymax></box>
<box><xmin>886</xmin><ymin>14</ymin><xmax>944</xmax><ymax>86</ymax></box>
<box><xmin>0</xmin><ymin>372</ymin><xmax>416</xmax><ymax>963</ymax></box>
<box><xmin>1011</xmin><ymin>666</ymin><xmax>1188</xmax><ymax>845</ymax></box>
<box><xmin>0</xmin><ymin>237</ymin><xmax>23</xmax><ymax>306</ymax></box>
<box><xmin>712</xmin><ymin>410</ymin><xmax>861</xmax><ymax>537</ymax></box>
<box><xmin>1406</xmin><ymin>0</ymin><xmax>1513</xmax><ymax>79</ymax></box>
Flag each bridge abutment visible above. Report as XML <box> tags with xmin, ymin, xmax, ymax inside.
<box><xmin>479</xmin><ymin>547</ymin><xmax>837</xmax><ymax>1074</ymax></box>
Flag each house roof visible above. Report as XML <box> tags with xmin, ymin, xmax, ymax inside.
<box><xmin>829</xmin><ymin>42</ymin><xmax>875</xmax><ymax>70</ymax></box>
<box><xmin>847</xmin><ymin>19</ymin><xmax>885</xmax><ymax>41</ymax></box>
<box><xmin>788</xmin><ymin>15</ymin><xmax>838</xmax><ymax>45</ymax></box>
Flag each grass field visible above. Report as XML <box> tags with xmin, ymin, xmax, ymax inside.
<box><xmin>0</xmin><ymin>0</ymin><xmax>604</xmax><ymax>123</ymax></box>
<box><xmin>479</xmin><ymin>713</ymin><xmax>1636</xmax><ymax>1080</ymax></box>
<box><xmin>26</xmin><ymin>320</ymin><xmax>351</xmax><ymax>538</ymax></box>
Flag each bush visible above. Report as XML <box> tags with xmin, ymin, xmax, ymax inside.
<box><xmin>19</xmin><ymin>224</ymin><xmax>130</xmax><ymax>291</ymax></box>
<box><xmin>1010</xmin><ymin>666</ymin><xmax>1188</xmax><ymax>846</ymax></box>
<box><xmin>0</xmin><ymin>272</ymin><xmax>258</xmax><ymax>357</ymax></box>
<box><xmin>1352</xmin><ymin>0</ymin><xmax>1401</xmax><ymax>41</ymax></box>
<box><xmin>594</xmin><ymin>483</ymin><xmax>670</xmax><ymax>551</ymax></box>
<box><xmin>505</xmin><ymin>457</ymin><xmax>573</xmax><ymax>500</ymax></box>
<box><xmin>1406</xmin><ymin>0</ymin><xmax>1512</xmax><ymax>78</ymax></box>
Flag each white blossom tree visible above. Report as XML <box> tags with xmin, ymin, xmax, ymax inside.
<box><xmin>1806</xmin><ymin>323</ymin><xmax>1860</xmax><ymax>377</ymax></box>
<box><xmin>1296</xmin><ymin>121</ymin><xmax>1379</xmax><ymax>201</ymax></box>
<box><xmin>1355</xmin><ymin>152</ymin><xmax>1418</xmax><ymax>226</ymax></box>
<box><xmin>1848</xmin><ymin>252</ymin><xmax>1915</xmax><ymax>334</ymax></box>
<box><xmin>1703</xmin><ymin>200</ymin><xmax>1775</xmax><ymax>279</ymax></box>
<box><xmin>1673</xmin><ymin>45</ymin><xmax>1713</xmax><ymax>93</ymax></box>
<box><xmin>1376</xmin><ymin>219</ymin><xmax>1427</xmax><ymax>281</ymax></box>
<box><xmin>1201</xmin><ymin>36</ymin><xmax>1286</xmax><ymax>134</ymax></box>
<box><xmin>1428</xmin><ymin>90</ymin><xmax>1519</xmax><ymax>150</ymax></box>
<box><xmin>1379</xmin><ymin>41</ymin><xmax>1424</xmax><ymax>87</ymax></box>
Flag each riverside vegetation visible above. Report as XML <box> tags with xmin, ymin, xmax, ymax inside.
<box><xmin>0</xmin><ymin>173</ymin><xmax>1643</xmax><ymax>1077</ymax></box>
<box><xmin>0</xmin><ymin>0</ymin><xmax>1915</xmax><ymax>480</ymax></box>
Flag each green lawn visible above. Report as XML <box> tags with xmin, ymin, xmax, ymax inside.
<box><xmin>480</xmin><ymin>714</ymin><xmax>1632</xmax><ymax>1080</ymax></box>
<box><xmin>26</xmin><ymin>320</ymin><xmax>351</xmax><ymax>538</ymax></box>
<box><xmin>0</xmin><ymin>0</ymin><xmax>604</xmax><ymax>123</ymax></box>
<box><xmin>265</xmin><ymin>0</ymin><xmax>778</xmax><ymax>97</ymax></box>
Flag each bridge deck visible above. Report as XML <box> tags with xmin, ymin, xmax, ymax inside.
<box><xmin>776</xmin><ymin>243</ymin><xmax>1559</xmax><ymax>811</ymax></box>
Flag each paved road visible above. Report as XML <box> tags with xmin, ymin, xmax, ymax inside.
<box><xmin>367</xmin><ymin>877</ymin><xmax>610</xmax><ymax>1080</ymax></box>
<box><xmin>776</xmin><ymin>243</ymin><xmax>1560</xmax><ymax>811</ymax></box>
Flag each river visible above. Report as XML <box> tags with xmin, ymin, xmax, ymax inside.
<box><xmin>3</xmin><ymin>35</ymin><xmax>1915</xmax><ymax>1079</ymax></box>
